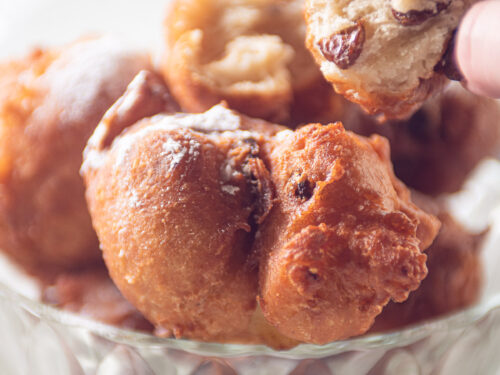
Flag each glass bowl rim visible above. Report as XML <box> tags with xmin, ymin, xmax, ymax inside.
<box><xmin>1</xmin><ymin>282</ymin><xmax>500</xmax><ymax>359</ymax></box>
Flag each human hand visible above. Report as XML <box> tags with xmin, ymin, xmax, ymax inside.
<box><xmin>456</xmin><ymin>0</ymin><xmax>500</xmax><ymax>98</ymax></box>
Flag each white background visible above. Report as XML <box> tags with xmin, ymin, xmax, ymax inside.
<box><xmin>0</xmin><ymin>0</ymin><xmax>169</xmax><ymax>59</ymax></box>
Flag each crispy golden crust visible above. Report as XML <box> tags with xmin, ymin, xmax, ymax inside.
<box><xmin>371</xmin><ymin>192</ymin><xmax>483</xmax><ymax>331</ymax></box>
<box><xmin>89</xmin><ymin>128</ymin><xmax>261</xmax><ymax>341</ymax></box>
<box><xmin>83</xmin><ymin>74</ymin><xmax>439</xmax><ymax>344</ymax></box>
<box><xmin>330</xmin><ymin>75</ymin><xmax>448</xmax><ymax>121</ymax></box>
<box><xmin>255</xmin><ymin>124</ymin><xmax>440</xmax><ymax>344</ymax></box>
<box><xmin>83</xmin><ymin>74</ymin><xmax>288</xmax><ymax>342</ymax></box>
<box><xmin>42</xmin><ymin>267</ymin><xmax>154</xmax><ymax>332</ymax></box>
<box><xmin>343</xmin><ymin>84</ymin><xmax>500</xmax><ymax>195</ymax></box>
<box><xmin>0</xmin><ymin>38</ymin><xmax>150</xmax><ymax>279</ymax></box>
<box><xmin>163</xmin><ymin>0</ymin><xmax>332</xmax><ymax>124</ymax></box>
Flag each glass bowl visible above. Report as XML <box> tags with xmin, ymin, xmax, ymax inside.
<box><xmin>1</xmin><ymin>160</ymin><xmax>500</xmax><ymax>375</ymax></box>
<box><xmin>1</xmin><ymin>2</ymin><xmax>500</xmax><ymax>374</ymax></box>
<box><xmin>0</xmin><ymin>284</ymin><xmax>500</xmax><ymax>375</ymax></box>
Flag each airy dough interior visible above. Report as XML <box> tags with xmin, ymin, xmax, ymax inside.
<box><xmin>168</xmin><ymin>0</ymin><xmax>321</xmax><ymax>96</ymax></box>
<box><xmin>307</xmin><ymin>0</ymin><xmax>469</xmax><ymax>96</ymax></box>
<box><xmin>195</xmin><ymin>32</ymin><xmax>294</xmax><ymax>95</ymax></box>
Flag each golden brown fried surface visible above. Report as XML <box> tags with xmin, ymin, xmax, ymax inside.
<box><xmin>163</xmin><ymin>0</ymin><xmax>339</xmax><ymax>124</ymax></box>
<box><xmin>42</xmin><ymin>267</ymin><xmax>153</xmax><ymax>332</ymax></box>
<box><xmin>372</xmin><ymin>192</ymin><xmax>483</xmax><ymax>331</ymax></box>
<box><xmin>0</xmin><ymin>37</ymin><xmax>151</xmax><ymax>279</ymax></box>
<box><xmin>88</xmin><ymin>125</ymin><xmax>264</xmax><ymax>341</ymax></box>
<box><xmin>255</xmin><ymin>124</ymin><xmax>440</xmax><ymax>344</ymax></box>
<box><xmin>342</xmin><ymin>84</ymin><xmax>500</xmax><ymax>195</ymax></box>
<box><xmin>83</xmin><ymin>73</ymin><xmax>439</xmax><ymax>344</ymax></box>
<box><xmin>83</xmin><ymin>73</ymin><xmax>286</xmax><ymax>342</ymax></box>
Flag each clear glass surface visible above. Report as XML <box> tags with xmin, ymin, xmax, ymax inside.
<box><xmin>1</xmin><ymin>2</ymin><xmax>500</xmax><ymax>374</ymax></box>
<box><xmin>1</xmin><ymin>281</ymin><xmax>500</xmax><ymax>375</ymax></box>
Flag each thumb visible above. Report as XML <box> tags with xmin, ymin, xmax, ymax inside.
<box><xmin>456</xmin><ymin>0</ymin><xmax>500</xmax><ymax>98</ymax></box>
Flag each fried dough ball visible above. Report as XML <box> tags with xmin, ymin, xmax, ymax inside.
<box><xmin>163</xmin><ymin>0</ymin><xmax>337</xmax><ymax>124</ymax></box>
<box><xmin>372</xmin><ymin>192</ymin><xmax>483</xmax><ymax>331</ymax></box>
<box><xmin>343</xmin><ymin>84</ymin><xmax>500</xmax><ymax>195</ymax></box>
<box><xmin>0</xmin><ymin>37</ymin><xmax>151</xmax><ymax>279</ymax></box>
<box><xmin>255</xmin><ymin>124</ymin><xmax>440</xmax><ymax>344</ymax></box>
<box><xmin>83</xmin><ymin>71</ymin><xmax>286</xmax><ymax>342</ymax></box>
<box><xmin>305</xmin><ymin>0</ymin><xmax>475</xmax><ymax>119</ymax></box>
<box><xmin>83</xmin><ymin>72</ymin><xmax>439</xmax><ymax>344</ymax></box>
<box><xmin>85</xmin><ymin>123</ymin><xmax>271</xmax><ymax>341</ymax></box>
<box><xmin>42</xmin><ymin>267</ymin><xmax>154</xmax><ymax>332</ymax></box>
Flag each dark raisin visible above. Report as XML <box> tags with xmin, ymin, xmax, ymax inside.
<box><xmin>392</xmin><ymin>1</ymin><xmax>450</xmax><ymax>26</ymax></box>
<box><xmin>434</xmin><ymin>29</ymin><xmax>463</xmax><ymax>81</ymax></box>
<box><xmin>242</xmin><ymin>138</ymin><xmax>259</xmax><ymax>158</ymax></box>
<box><xmin>318</xmin><ymin>22</ymin><xmax>365</xmax><ymax>69</ymax></box>
<box><xmin>401</xmin><ymin>266</ymin><xmax>409</xmax><ymax>276</ymax></box>
<box><xmin>295</xmin><ymin>179</ymin><xmax>314</xmax><ymax>200</ymax></box>
<box><xmin>307</xmin><ymin>269</ymin><xmax>320</xmax><ymax>281</ymax></box>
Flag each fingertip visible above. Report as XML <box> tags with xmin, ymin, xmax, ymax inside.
<box><xmin>455</xmin><ymin>1</ymin><xmax>480</xmax><ymax>82</ymax></box>
<box><xmin>455</xmin><ymin>0</ymin><xmax>500</xmax><ymax>98</ymax></box>
<box><xmin>461</xmin><ymin>80</ymin><xmax>491</xmax><ymax>98</ymax></box>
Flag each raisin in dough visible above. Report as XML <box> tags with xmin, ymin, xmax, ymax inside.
<box><xmin>256</xmin><ymin>124</ymin><xmax>440</xmax><ymax>343</ymax></box>
<box><xmin>82</xmin><ymin>70</ymin><xmax>293</xmax><ymax>343</ymax></box>
<box><xmin>83</xmin><ymin>72</ymin><xmax>439</xmax><ymax>345</ymax></box>
<box><xmin>305</xmin><ymin>0</ymin><xmax>475</xmax><ymax>119</ymax></box>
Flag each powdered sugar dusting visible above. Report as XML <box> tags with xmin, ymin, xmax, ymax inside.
<box><xmin>175</xmin><ymin>104</ymin><xmax>241</xmax><ymax>131</ymax></box>
<box><xmin>221</xmin><ymin>162</ymin><xmax>236</xmax><ymax>182</ymax></box>
<box><xmin>161</xmin><ymin>137</ymin><xmax>186</xmax><ymax>172</ymax></box>
<box><xmin>128</xmin><ymin>189</ymin><xmax>142</xmax><ymax>209</ymax></box>
<box><xmin>274</xmin><ymin>129</ymin><xmax>294</xmax><ymax>142</ymax></box>
<box><xmin>109</xmin><ymin>122</ymin><xmax>205</xmax><ymax>176</ymax></box>
<box><xmin>144</xmin><ymin>104</ymin><xmax>242</xmax><ymax>133</ymax></box>
<box><xmin>162</xmin><ymin>137</ymin><xmax>182</xmax><ymax>154</ymax></box>
<box><xmin>221</xmin><ymin>185</ymin><xmax>240</xmax><ymax>195</ymax></box>
<box><xmin>111</xmin><ymin>128</ymin><xmax>142</xmax><ymax>169</ymax></box>
<box><xmin>204</xmin><ymin>129</ymin><xmax>261</xmax><ymax>143</ymax></box>
<box><xmin>41</xmin><ymin>36</ymin><xmax>147</xmax><ymax>130</ymax></box>
<box><xmin>83</xmin><ymin>105</ymin><xmax>251</xmax><ymax>175</ymax></box>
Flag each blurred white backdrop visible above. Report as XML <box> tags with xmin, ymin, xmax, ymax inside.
<box><xmin>0</xmin><ymin>0</ymin><xmax>168</xmax><ymax>59</ymax></box>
